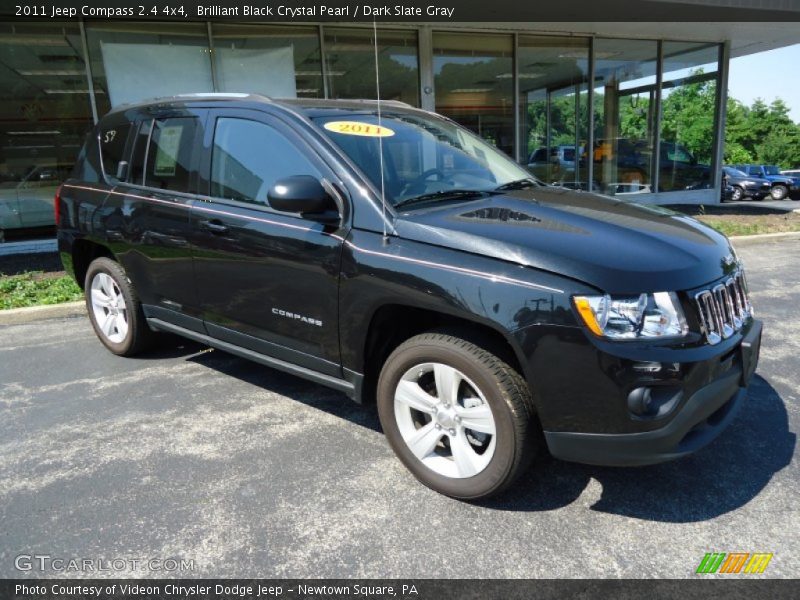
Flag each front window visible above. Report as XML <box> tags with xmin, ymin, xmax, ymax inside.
<box><xmin>314</xmin><ymin>111</ymin><xmax>535</xmax><ymax>208</ymax></box>
<box><xmin>763</xmin><ymin>165</ymin><xmax>781</xmax><ymax>176</ymax></box>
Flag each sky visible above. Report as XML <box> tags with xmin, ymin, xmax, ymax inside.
<box><xmin>729</xmin><ymin>43</ymin><xmax>800</xmax><ymax>123</ymax></box>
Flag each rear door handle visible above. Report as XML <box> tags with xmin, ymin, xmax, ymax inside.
<box><xmin>200</xmin><ymin>219</ymin><xmax>229</xmax><ymax>234</ymax></box>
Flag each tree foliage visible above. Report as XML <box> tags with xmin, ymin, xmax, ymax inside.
<box><xmin>726</xmin><ymin>97</ymin><xmax>800</xmax><ymax>168</ymax></box>
<box><xmin>524</xmin><ymin>68</ymin><xmax>800</xmax><ymax>168</ymax></box>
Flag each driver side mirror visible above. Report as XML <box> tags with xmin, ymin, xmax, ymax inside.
<box><xmin>268</xmin><ymin>175</ymin><xmax>339</xmax><ymax>223</ymax></box>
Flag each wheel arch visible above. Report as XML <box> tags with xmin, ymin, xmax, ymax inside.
<box><xmin>358</xmin><ymin>303</ymin><xmax>529</xmax><ymax>405</ymax></box>
<box><xmin>71</xmin><ymin>239</ymin><xmax>116</xmax><ymax>289</ymax></box>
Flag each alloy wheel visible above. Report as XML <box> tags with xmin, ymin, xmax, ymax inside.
<box><xmin>393</xmin><ymin>362</ymin><xmax>497</xmax><ymax>478</ymax></box>
<box><xmin>90</xmin><ymin>272</ymin><xmax>129</xmax><ymax>344</ymax></box>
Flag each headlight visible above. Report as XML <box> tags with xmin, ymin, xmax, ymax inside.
<box><xmin>743</xmin><ymin>180</ymin><xmax>757</xmax><ymax>187</ymax></box>
<box><xmin>573</xmin><ymin>292</ymin><xmax>688</xmax><ymax>340</ymax></box>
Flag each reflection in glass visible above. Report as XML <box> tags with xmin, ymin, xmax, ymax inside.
<box><xmin>324</xmin><ymin>28</ymin><xmax>419</xmax><ymax>106</ymax></box>
<box><xmin>0</xmin><ymin>22</ymin><xmax>93</xmax><ymax>234</ymax></box>
<box><xmin>518</xmin><ymin>36</ymin><xmax>590</xmax><ymax>189</ymax></box>
<box><xmin>211</xmin><ymin>118</ymin><xmax>320</xmax><ymax>205</ymax></box>
<box><xmin>212</xmin><ymin>24</ymin><xmax>323</xmax><ymax>98</ymax></box>
<box><xmin>433</xmin><ymin>33</ymin><xmax>514</xmax><ymax>157</ymax></box>
<box><xmin>86</xmin><ymin>22</ymin><xmax>212</xmax><ymax>113</ymax></box>
<box><xmin>659</xmin><ymin>42</ymin><xmax>719</xmax><ymax>192</ymax></box>
<box><xmin>314</xmin><ymin>111</ymin><xmax>532</xmax><ymax>206</ymax></box>
<box><xmin>593</xmin><ymin>39</ymin><xmax>658</xmax><ymax>196</ymax></box>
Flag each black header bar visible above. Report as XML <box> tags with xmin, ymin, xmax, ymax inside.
<box><xmin>2</xmin><ymin>0</ymin><xmax>800</xmax><ymax>22</ymax></box>
<box><xmin>2</xmin><ymin>579</ymin><xmax>798</xmax><ymax>600</ymax></box>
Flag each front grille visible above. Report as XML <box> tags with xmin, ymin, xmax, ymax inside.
<box><xmin>694</xmin><ymin>271</ymin><xmax>752</xmax><ymax>345</ymax></box>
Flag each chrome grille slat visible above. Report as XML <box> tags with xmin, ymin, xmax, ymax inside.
<box><xmin>694</xmin><ymin>270</ymin><xmax>751</xmax><ymax>345</ymax></box>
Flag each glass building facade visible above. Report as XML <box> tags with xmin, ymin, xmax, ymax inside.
<box><xmin>0</xmin><ymin>21</ymin><xmax>728</xmax><ymax>235</ymax></box>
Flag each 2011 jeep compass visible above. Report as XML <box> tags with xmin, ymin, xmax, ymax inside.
<box><xmin>57</xmin><ymin>94</ymin><xmax>762</xmax><ymax>499</ymax></box>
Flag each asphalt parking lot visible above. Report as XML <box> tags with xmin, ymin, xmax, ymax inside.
<box><xmin>722</xmin><ymin>198</ymin><xmax>800</xmax><ymax>211</ymax></box>
<box><xmin>0</xmin><ymin>237</ymin><xmax>797</xmax><ymax>579</ymax></box>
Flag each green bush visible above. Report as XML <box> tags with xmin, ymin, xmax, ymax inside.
<box><xmin>0</xmin><ymin>272</ymin><xmax>82</xmax><ymax>310</ymax></box>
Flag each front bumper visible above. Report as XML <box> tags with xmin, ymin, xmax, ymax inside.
<box><xmin>743</xmin><ymin>186</ymin><xmax>770</xmax><ymax>199</ymax></box>
<box><xmin>543</xmin><ymin>319</ymin><xmax>762</xmax><ymax>466</ymax></box>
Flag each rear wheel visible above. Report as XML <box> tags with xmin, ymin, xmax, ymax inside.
<box><xmin>85</xmin><ymin>257</ymin><xmax>154</xmax><ymax>356</ymax></box>
<box><xmin>377</xmin><ymin>332</ymin><xmax>538</xmax><ymax>499</ymax></box>
<box><xmin>771</xmin><ymin>184</ymin><xmax>788</xmax><ymax>201</ymax></box>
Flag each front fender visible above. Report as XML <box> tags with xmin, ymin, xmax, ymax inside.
<box><xmin>338</xmin><ymin>229</ymin><xmax>592</xmax><ymax>381</ymax></box>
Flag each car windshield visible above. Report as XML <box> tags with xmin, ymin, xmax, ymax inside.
<box><xmin>724</xmin><ymin>167</ymin><xmax>748</xmax><ymax>177</ymax></box>
<box><xmin>314</xmin><ymin>111</ymin><xmax>536</xmax><ymax>207</ymax></box>
<box><xmin>763</xmin><ymin>165</ymin><xmax>781</xmax><ymax>176</ymax></box>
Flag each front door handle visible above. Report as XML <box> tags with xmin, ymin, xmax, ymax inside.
<box><xmin>200</xmin><ymin>219</ymin><xmax>229</xmax><ymax>235</ymax></box>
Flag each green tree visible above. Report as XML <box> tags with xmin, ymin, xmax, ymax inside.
<box><xmin>725</xmin><ymin>97</ymin><xmax>800</xmax><ymax>168</ymax></box>
<box><xmin>660</xmin><ymin>75</ymin><xmax>717</xmax><ymax>164</ymax></box>
<box><xmin>724</xmin><ymin>98</ymin><xmax>755</xmax><ymax>164</ymax></box>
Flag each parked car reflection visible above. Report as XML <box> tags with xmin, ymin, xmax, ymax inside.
<box><xmin>0</xmin><ymin>164</ymin><xmax>71</xmax><ymax>240</ymax></box>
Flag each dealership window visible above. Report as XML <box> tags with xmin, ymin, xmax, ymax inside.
<box><xmin>659</xmin><ymin>42</ymin><xmax>720</xmax><ymax>192</ymax></box>
<box><xmin>211</xmin><ymin>24</ymin><xmax>323</xmax><ymax>98</ymax></box>
<box><xmin>85</xmin><ymin>22</ymin><xmax>213</xmax><ymax>114</ymax></box>
<box><xmin>593</xmin><ymin>39</ymin><xmax>659</xmax><ymax>196</ymax></box>
<box><xmin>433</xmin><ymin>32</ymin><xmax>514</xmax><ymax>158</ymax></box>
<box><xmin>210</xmin><ymin>118</ymin><xmax>320</xmax><ymax>206</ymax></box>
<box><xmin>323</xmin><ymin>28</ymin><xmax>419</xmax><ymax>106</ymax></box>
<box><xmin>0</xmin><ymin>22</ymin><xmax>94</xmax><ymax>236</ymax></box>
<box><xmin>518</xmin><ymin>36</ymin><xmax>591</xmax><ymax>190</ymax></box>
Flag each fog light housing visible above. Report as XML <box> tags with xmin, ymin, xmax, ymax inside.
<box><xmin>627</xmin><ymin>386</ymin><xmax>683</xmax><ymax>419</ymax></box>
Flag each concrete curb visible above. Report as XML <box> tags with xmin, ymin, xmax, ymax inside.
<box><xmin>729</xmin><ymin>231</ymin><xmax>800</xmax><ymax>246</ymax></box>
<box><xmin>0</xmin><ymin>301</ymin><xmax>85</xmax><ymax>326</ymax></box>
<box><xmin>0</xmin><ymin>238</ymin><xmax>57</xmax><ymax>257</ymax></box>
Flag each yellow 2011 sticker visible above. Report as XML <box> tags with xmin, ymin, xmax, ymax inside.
<box><xmin>323</xmin><ymin>121</ymin><xmax>395</xmax><ymax>137</ymax></box>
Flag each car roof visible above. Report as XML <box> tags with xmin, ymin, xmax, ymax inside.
<box><xmin>104</xmin><ymin>93</ymin><xmax>422</xmax><ymax>120</ymax></box>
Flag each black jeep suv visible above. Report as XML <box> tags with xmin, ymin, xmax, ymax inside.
<box><xmin>57</xmin><ymin>95</ymin><xmax>762</xmax><ymax>499</ymax></box>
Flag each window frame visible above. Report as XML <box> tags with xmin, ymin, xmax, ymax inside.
<box><xmin>122</xmin><ymin>109</ymin><xmax>207</xmax><ymax>198</ymax></box>
<box><xmin>198</xmin><ymin>108</ymin><xmax>341</xmax><ymax>217</ymax></box>
<box><xmin>97</xmin><ymin>116</ymin><xmax>135</xmax><ymax>187</ymax></box>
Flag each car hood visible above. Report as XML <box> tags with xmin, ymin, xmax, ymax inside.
<box><xmin>393</xmin><ymin>187</ymin><xmax>736</xmax><ymax>294</ymax></box>
<box><xmin>765</xmin><ymin>175</ymin><xmax>794</xmax><ymax>184</ymax></box>
<box><xmin>728</xmin><ymin>175</ymin><xmax>769</xmax><ymax>185</ymax></box>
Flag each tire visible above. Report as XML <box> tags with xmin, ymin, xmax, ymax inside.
<box><xmin>771</xmin><ymin>185</ymin><xmax>788</xmax><ymax>201</ymax></box>
<box><xmin>731</xmin><ymin>186</ymin><xmax>743</xmax><ymax>202</ymax></box>
<box><xmin>377</xmin><ymin>332</ymin><xmax>538</xmax><ymax>500</ymax></box>
<box><xmin>84</xmin><ymin>257</ymin><xmax>154</xmax><ymax>356</ymax></box>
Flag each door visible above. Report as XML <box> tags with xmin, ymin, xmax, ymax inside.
<box><xmin>190</xmin><ymin>110</ymin><xmax>347</xmax><ymax>376</ymax></box>
<box><xmin>105</xmin><ymin>111</ymin><xmax>206</xmax><ymax>332</ymax></box>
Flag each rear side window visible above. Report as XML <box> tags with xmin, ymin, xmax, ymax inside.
<box><xmin>144</xmin><ymin>117</ymin><xmax>201</xmax><ymax>192</ymax></box>
<box><xmin>210</xmin><ymin>117</ymin><xmax>320</xmax><ymax>206</ymax></box>
<box><xmin>99</xmin><ymin>121</ymin><xmax>132</xmax><ymax>183</ymax></box>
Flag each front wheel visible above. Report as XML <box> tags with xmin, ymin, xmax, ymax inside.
<box><xmin>377</xmin><ymin>332</ymin><xmax>538</xmax><ymax>499</ymax></box>
<box><xmin>731</xmin><ymin>186</ymin><xmax>744</xmax><ymax>202</ymax></box>
<box><xmin>771</xmin><ymin>185</ymin><xmax>788</xmax><ymax>200</ymax></box>
<box><xmin>85</xmin><ymin>257</ymin><xmax>154</xmax><ymax>356</ymax></box>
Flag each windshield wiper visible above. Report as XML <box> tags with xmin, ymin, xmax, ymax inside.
<box><xmin>494</xmin><ymin>178</ymin><xmax>541</xmax><ymax>192</ymax></box>
<box><xmin>393</xmin><ymin>189</ymin><xmax>488</xmax><ymax>210</ymax></box>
